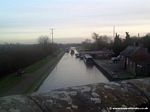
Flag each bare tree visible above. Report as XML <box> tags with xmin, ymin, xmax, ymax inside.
<box><xmin>92</xmin><ymin>32</ymin><xmax>111</xmax><ymax>50</ymax></box>
<box><xmin>92</xmin><ymin>32</ymin><xmax>99</xmax><ymax>41</ymax></box>
<box><xmin>38</xmin><ymin>35</ymin><xmax>50</xmax><ymax>45</ymax></box>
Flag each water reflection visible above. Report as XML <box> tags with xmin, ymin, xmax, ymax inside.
<box><xmin>37</xmin><ymin>53</ymin><xmax>108</xmax><ymax>93</ymax></box>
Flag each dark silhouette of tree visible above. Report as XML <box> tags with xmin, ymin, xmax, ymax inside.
<box><xmin>124</xmin><ymin>32</ymin><xmax>131</xmax><ymax>48</ymax></box>
<box><xmin>125</xmin><ymin>32</ymin><xmax>130</xmax><ymax>39</ymax></box>
<box><xmin>81</xmin><ymin>32</ymin><xmax>150</xmax><ymax>55</ymax></box>
<box><xmin>91</xmin><ymin>32</ymin><xmax>111</xmax><ymax>50</ymax></box>
<box><xmin>82</xmin><ymin>39</ymin><xmax>92</xmax><ymax>50</ymax></box>
<box><xmin>0</xmin><ymin>37</ymin><xmax>60</xmax><ymax>77</ymax></box>
<box><xmin>38</xmin><ymin>36</ymin><xmax>50</xmax><ymax>47</ymax></box>
<box><xmin>92</xmin><ymin>32</ymin><xmax>99</xmax><ymax>41</ymax></box>
<box><xmin>113</xmin><ymin>33</ymin><xmax>123</xmax><ymax>55</ymax></box>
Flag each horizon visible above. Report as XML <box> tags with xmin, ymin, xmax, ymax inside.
<box><xmin>0</xmin><ymin>0</ymin><xmax>150</xmax><ymax>43</ymax></box>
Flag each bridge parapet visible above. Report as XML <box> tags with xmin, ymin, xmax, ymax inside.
<box><xmin>0</xmin><ymin>78</ymin><xmax>150</xmax><ymax>112</ymax></box>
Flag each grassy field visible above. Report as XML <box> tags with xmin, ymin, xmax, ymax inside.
<box><xmin>0</xmin><ymin>52</ymin><xmax>64</xmax><ymax>96</ymax></box>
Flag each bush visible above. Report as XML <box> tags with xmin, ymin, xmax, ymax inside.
<box><xmin>0</xmin><ymin>44</ymin><xmax>58</xmax><ymax>77</ymax></box>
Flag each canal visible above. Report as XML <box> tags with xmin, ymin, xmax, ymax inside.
<box><xmin>37</xmin><ymin>52</ymin><xmax>109</xmax><ymax>93</ymax></box>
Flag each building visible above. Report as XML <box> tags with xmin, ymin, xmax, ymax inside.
<box><xmin>120</xmin><ymin>46</ymin><xmax>150</xmax><ymax>76</ymax></box>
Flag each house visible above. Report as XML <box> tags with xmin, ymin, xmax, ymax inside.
<box><xmin>120</xmin><ymin>46</ymin><xmax>150</xmax><ymax>76</ymax></box>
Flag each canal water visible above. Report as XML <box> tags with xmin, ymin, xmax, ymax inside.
<box><xmin>37</xmin><ymin>53</ymin><xmax>108</xmax><ymax>93</ymax></box>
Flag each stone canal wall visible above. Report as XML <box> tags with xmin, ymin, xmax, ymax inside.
<box><xmin>0</xmin><ymin>78</ymin><xmax>150</xmax><ymax>112</ymax></box>
<box><xmin>94</xmin><ymin>60</ymin><xmax>114</xmax><ymax>81</ymax></box>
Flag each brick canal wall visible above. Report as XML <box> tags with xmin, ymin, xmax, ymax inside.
<box><xmin>0</xmin><ymin>78</ymin><xmax>150</xmax><ymax>112</ymax></box>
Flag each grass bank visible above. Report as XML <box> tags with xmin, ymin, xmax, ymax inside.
<box><xmin>26</xmin><ymin>52</ymin><xmax>64</xmax><ymax>93</ymax></box>
<box><xmin>0</xmin><ymin>52</ymin><xmax>64</xmax><ymax>96</ymax></box>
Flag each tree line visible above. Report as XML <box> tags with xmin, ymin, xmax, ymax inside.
<box><xmin>82</xmin><ymin>32</ymin><xmax>150</xmax><ymax>55</ymax></box>
<box><xmin>0</xmin><ymin>36</ymin><xmax>60</xmax><ymax>77</ymax></box>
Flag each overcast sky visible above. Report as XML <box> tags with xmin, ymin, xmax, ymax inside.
<box><xmin>0</xmin><ymin>0</ymin><xmax>150</xmax><ymax>43</ymax></box>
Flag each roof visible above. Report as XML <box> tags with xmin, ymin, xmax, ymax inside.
<box><xmin>120</xmin><ymin>46</ymin><xmax>150</xmax><ymax>64</ymax></box>
<box><xmin>120</xmin><ymin>46</ymin><xmax>140</xmax><ymax>57</ymax></box>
